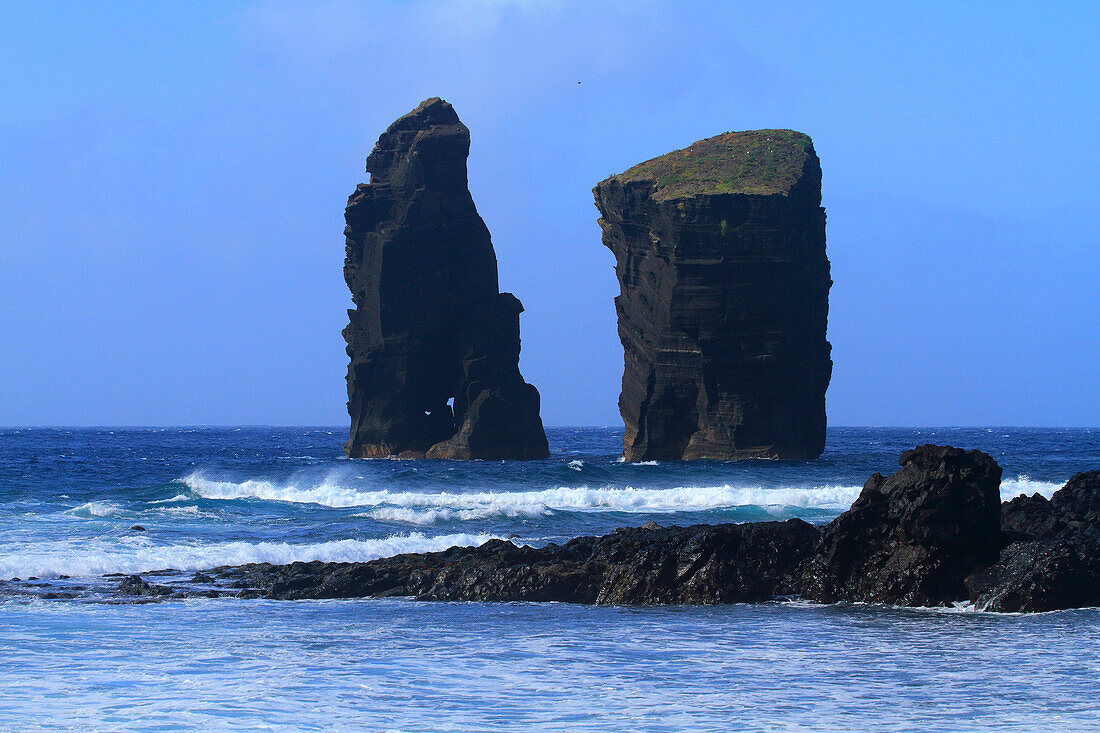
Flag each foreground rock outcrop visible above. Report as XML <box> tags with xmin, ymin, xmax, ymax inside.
<box><xmin>594</xmin><ymin>130</ymin><xmax>832</xmax><ymax>461</ymax></box>
<box><xmin>966</xmin><ymin>470</ymin><xmax>1100</xmax><ymax>612</ymax></box>
<box><xmin>342</xmin><ymin>98</ymin><xmax>548</xmax><ymax>459</ymax></box>
<box><xmin>800</xmin><ymin>445</ymin><xmax>1002</xmax><ymax>605</ymax></box>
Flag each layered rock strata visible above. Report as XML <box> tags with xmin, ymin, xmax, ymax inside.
<box><xmin>342</xmin><ymin>98</ymin><xmax>548</xmax><ymax>460</ymax></box>
<box><xmin>594</xmin><ymin>130</ymin><xmax>832</xmax><ymax>461</ymax></box>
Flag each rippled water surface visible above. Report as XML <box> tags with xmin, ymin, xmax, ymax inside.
<box><xmin>0</xmin><ymin>426</ymin><xmax>1097</xmax><ymax>730</ymax></box>
<box><xmin>2</xmin><ymin>599</ymin><xmax>1099</xmax><ymax>731</ymax></box>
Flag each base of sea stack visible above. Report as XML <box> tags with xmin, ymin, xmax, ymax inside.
<box><xmin>111</xmin><ymin>445</ymin><xmax>1097</xmax><ymax>613</ymax></box>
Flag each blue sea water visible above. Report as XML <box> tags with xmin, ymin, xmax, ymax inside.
<box><xmin>0</xmin><ymin>426</ymin><xmax>1098</xmax><ymax>731</ymax></box>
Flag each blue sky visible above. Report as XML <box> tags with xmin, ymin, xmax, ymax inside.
<box><xmin>1</xmin><ymin>0</ymin><xmax>1097</xmax><ymax>426</ymax></box>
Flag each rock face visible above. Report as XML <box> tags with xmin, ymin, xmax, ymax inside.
<box><xmin>966</xmin><ymin>470</ymin><xmax>1100</xmax><ymax>612</ymax></box>
<box><xmin>800</xmin><ymin>445</ymin><xmax>1003</xmax><ymax>606</ymax></box>
<box><xmin>342</xmin><ymin>98</ymin><xmax>548</xmax><ymax>460</ymax></box>
<box><xmin>594</xmin><ymin>130</ymin><xmax>832</xmax><ymax>461</ymax></box>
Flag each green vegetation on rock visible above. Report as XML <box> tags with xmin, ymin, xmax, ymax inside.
<box><xmin>611</xmin><ymin>129</ymin><xmax>814</xmax><ymax>200</ymax></box>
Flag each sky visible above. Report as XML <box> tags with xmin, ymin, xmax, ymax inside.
<box><xmin>1</xmin><ymin>0</ymin><xmax>1097</xmax><ymax>427</ymax></box>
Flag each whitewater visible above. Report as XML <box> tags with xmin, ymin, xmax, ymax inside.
<box><xmin>1</xmin><ymin>426</ymin><xmax>1098</xmax><ymax>730</ymax></box>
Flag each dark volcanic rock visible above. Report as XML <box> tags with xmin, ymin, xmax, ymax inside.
<box><xmin>999</xmin><ymin>491</ymin><xmax>1056</xmax><ymax>542</ymax></box>
<box><xmin>967</xmin><ymin>470</ymin><xmax>1100</xmax><ymax>612</ymax></box>
<box><xmin>117</xmin><ymin>575</ymin><xmax>172</xmax><ymax>597</ymax></box>
<box><xmin>594</xmin><ymin>130</ymin><xmax>832</xmax><ymax>461</ymax></box>
<box><xmin>342</xmin><ymin>98</ymin><xmax>548</xmax><ymax>460</ymax></box>
<box><xmin>1000</xmin><ymin>470</ymin><xmax>1100</xmax><ymax>541</ymax></box>
<box><xmin>589</xmin><ymin>519</ymin><xmax>819</xmax><ymax>604</ymax></box>
<box><xmin>964</xmin><ymin>538</ymin><xmax>1100</xmax><ymax>612</ymax></box>
<box><xmin>218</xmin><ymin>519</ymin><xmax>820</xmax><ymax>604</ymax></box>
<box><xmin>799</xmin><ymin>445</ymin><xmax>1002</xmax><ymax>606</ymax></box>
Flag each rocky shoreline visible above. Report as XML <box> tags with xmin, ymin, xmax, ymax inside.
<box><xmin>9</xmin><ymin>444</ymin><xmax>1094</xmax><ymax>613</ymax></box>
<box><xmin>72</xmin><ymin>444</ymin><xmax>1091</xmax><ymax>613</ymax></box>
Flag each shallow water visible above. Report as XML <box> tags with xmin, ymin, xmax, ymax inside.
<box><xmin>0</xmin><ymin>426</ymin><xmax>1097</xmax><ymax>729</ymax></box>
<box><xmin>2</xmin><ymin>599</ymin><xmax>1098</xmax><ymax>731</ymax></box>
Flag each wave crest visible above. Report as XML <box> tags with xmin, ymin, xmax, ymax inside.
<box><xmin>181</xmin><ymin>472</ymin><xmax>1072</xmax><ymax>524</ymax></box>
<box><xmin>1000</xmin><ymin>476</ymin><xmax>1062</xmax><ymax>500</ymax></box>
<box><xmin>182</xmin><ymin>473</ymin><xmax>866</xmax><ymax>518</ymax></box>
<box><xmin>67</xmin><ymin>502</ymin><xmax>130</xmax><ymax>519</ymax></box>
<box><xmin>0</xmin><ymin>532</ymin><xmax>497</xmax><ymax>580</ymax></box>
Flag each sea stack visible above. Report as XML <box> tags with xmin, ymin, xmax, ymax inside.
<box><xmin>594</xmin><ymin>130</ymin><xmax>832</xmax><ymax>461</ymax></box>
<box><xmin>342</xmin><ymin>98</ymin><xmax>549</xmax><ymax>460</ymax></box>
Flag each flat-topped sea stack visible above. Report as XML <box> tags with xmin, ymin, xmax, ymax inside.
<box><xmin>342</xmin><ymin>98</ymin><xmax>549</xmax><ymax>460</ymax></box>
<box><xmin>595</xmin><ymin>130</ymin><xmax>832</xmax><ymax>461</ymax></box>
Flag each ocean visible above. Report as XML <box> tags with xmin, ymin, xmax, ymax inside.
<box><xmin>0</xmin><ymin>426</ymin><xmax>1097</xmax><ymax>731</ymax></box>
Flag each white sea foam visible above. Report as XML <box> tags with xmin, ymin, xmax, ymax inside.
<box><xmin>0</xmin><ymin>532</ymin><xmax>497</xmax><ymax>580</ymax></box>
<box><xmin>158</xmin><ymin>505</ymin><xmax>203</xmax><ymax>516</ymax></box>
<box><xmin>182</xmin><ymin>472</ymin><xmax>1073</xmax><ymax>523</ymax></box>
<box><xmin>183</xmin><ymin>473</ymin><xmax>867</xmax><ymax>518</ymax></box>
<box><xmin>1000</xmin><ymin>476</ymin><xmax>1062</xmax><ymax>501</ymax></box>
<box><xmin>67</xmin><ymin>502</ymin><xmax>130</xmax><ymax>518</ymax></box>
<box><xmin>567</xmin><ymin>460</ymin><xmax>584</xmax><ymax>471</ymax></box>
<box><xmin>183</xmin><ymin>474</ymin><xmax>369</xmax><ymax>507</ymax></box>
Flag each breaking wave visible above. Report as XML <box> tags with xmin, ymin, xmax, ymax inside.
<box><xmin>0</xmin><ymin>532</ymin><xmax>498</xmax><ymax>580</ymax></box>
<box><xmin>183</xmin><ymin>473</ymin><xmax>865</xmax><ymax>516</ymax></box>
<box><xmin>181</xmin><ymin>472</ymin><xmax>1071</xmax><ymax>524</ymax></box>
<box><xmin>1000</xmin><ymin>476</ymin><xmax>1062</xmax><ymax>500</ymax></box>
<box><xmin>67</xmin><ymin>502</ymin><xmax>131</xmax><ymax>519</ymax></box>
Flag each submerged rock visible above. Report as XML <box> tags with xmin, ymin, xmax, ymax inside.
<box><xmin>594</xmin><ymin>130</ymin><xmax>832</xmax><ymax>461</ymax></box>
<box><xmin>117</xmin><ymin>575</ymin><xmax>172</xmax><ymax>597</ymax></box>
<box><xmin>799</xmin><ymin>445</ymin><xmax>1002</xmax><ymax>606</ymax></box>
<box><xmin>342</xmin><ymin>98</ymin><xmax>548</xmax><ymax>460</ymax></box>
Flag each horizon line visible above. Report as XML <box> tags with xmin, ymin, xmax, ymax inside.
<box><xmin>1</xmin><ymin>424</ymin><xmax>1096</xmax><ymax>430</ymax></box>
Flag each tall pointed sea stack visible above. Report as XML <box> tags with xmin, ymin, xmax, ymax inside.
<box><xmin>342</xmin><ymin>98</ymin><xmax>549</xmax><ymax>460</ymax></box>
<box><xmin>595</xmin><ymin>130</ymin><xmax>832</xmax><ymax>461</ymax></box>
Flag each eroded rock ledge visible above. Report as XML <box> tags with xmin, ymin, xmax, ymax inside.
<box><xmin>342</xmin><ymin>98</ymin><xmax>548</xmax><ymax>460</ymax></box>
<box><xmin>177</xmin><ymin>445</ymin><xmax>1097</xmax><ymax>612</ymax></box>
